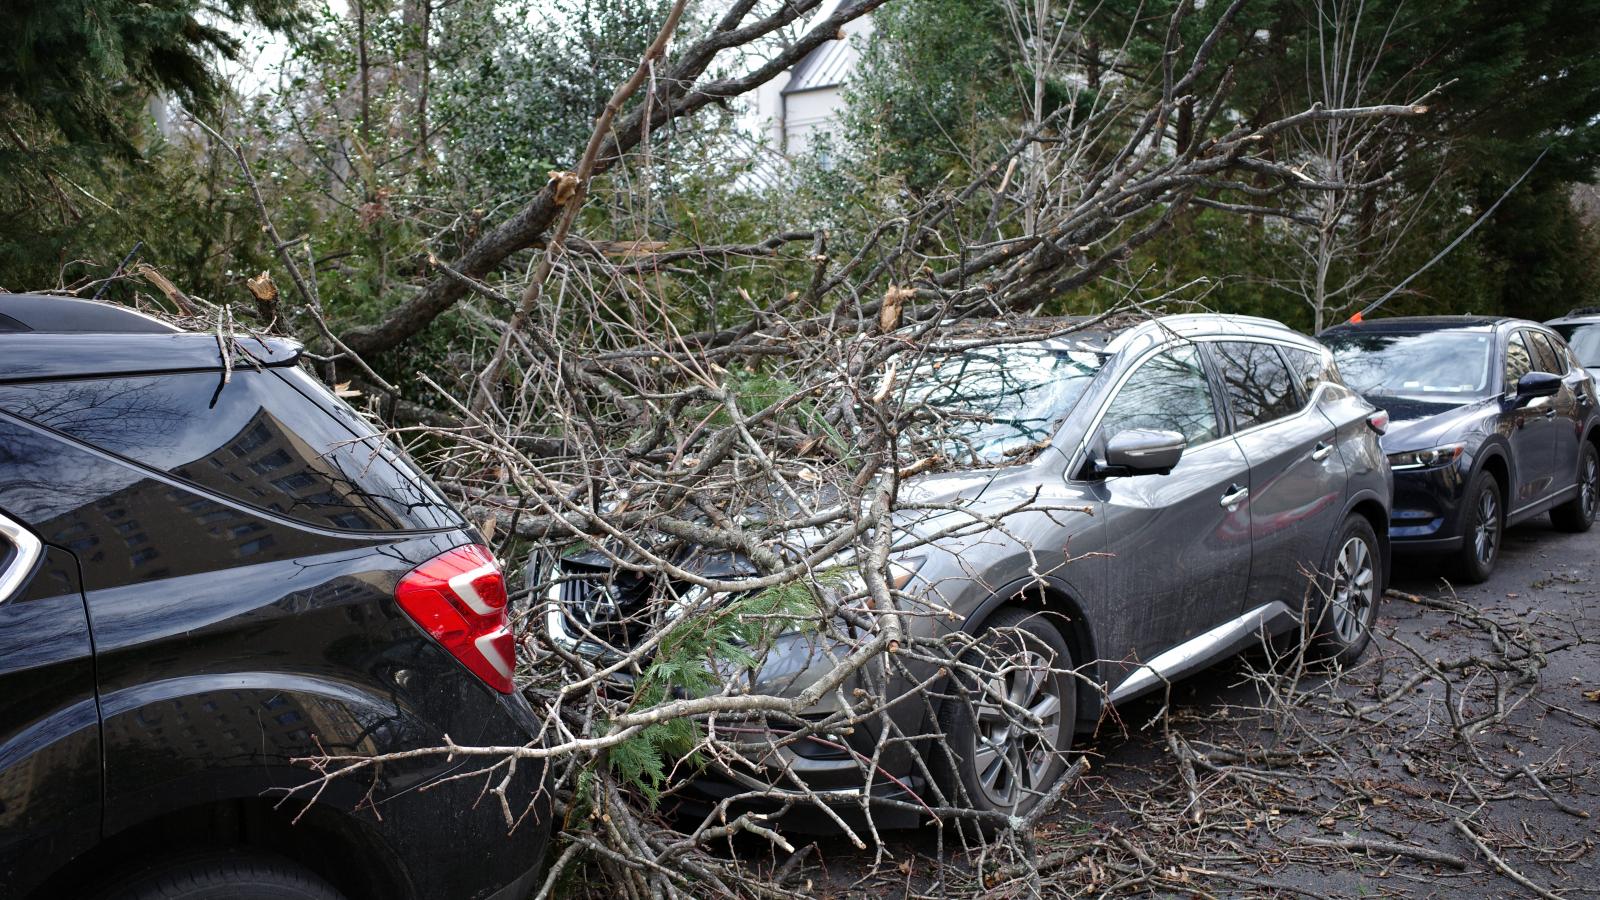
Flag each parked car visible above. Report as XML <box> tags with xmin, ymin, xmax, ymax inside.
<box><xmin>543</xmin><ymin>314</ymin><xmax>1392</xmax><ymax>821</ymax></box>
<box><xmin>1320</xmin><ymin>316</ymin><xmax>1600</xmax><ymax>583</ymax></box>
<box><xmin>1546</xmin><ymin>306</ymin><xmax>1600</xmax><ymax>382</ymax></box>
<box><xmin>0</xmin><ymin>293</ymin><xmax>550</xmax><ymax>900</ymax></box>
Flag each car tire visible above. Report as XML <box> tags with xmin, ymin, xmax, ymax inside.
<box><xmin>935</xmin><ymin>607</ymin><xmax>1076</xmax><ymax>824</ymax></box>
<box><xmin>96</xmin><ymin>851</ymin><xmax>347</xmax><ymax>900</ymax></box>
<box><xmin>1305</xmin><ymin>515</ymin><xmax>1384</xmax><ymax>666</ymax></box>
<box><xmin>1451</xmin><ymin>469</ymin><xmax>1504</xmax><ymax>584</ymax></box>
<box><xmin>1550</xmin><ymin>442</ymin><xmax>1599</xmax><ymax>533</ymax></box>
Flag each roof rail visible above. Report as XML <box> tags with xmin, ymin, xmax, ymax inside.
<box><xmin>0</xmin><ymin>292</ymin><xmax>179</xmax><ymax>335</ymax></box>
<box><xmin>1155</xmin><ymin>312</ymin><xmax>1293</xmax><ymax>330</ymax></box>
<box><xmin>1565</xmin><ymin>306</ymin><xmax>1600</xmax><ymax>318</ymax></box>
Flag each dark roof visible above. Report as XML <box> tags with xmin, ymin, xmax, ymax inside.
<box><xmin>0</xmin><ymin>292</ymin><xmax>303</xmax><ymax>381</ymax></box>
<box><xmin>0</xmin><ymin>292</ymin><xmax>179</xmax><ymax>334</ymax></box>
<box><xmin>783</xmin><ymin>36</ymin><xmax>857</xmax><ymax>94</ymax></box>
<box><xmin>0</xmin><ymin>332</ymin><xmax>303</xmax><ymax>382</ymax></box>
<box><xmin>1320</xmin><ymin>315</ymin><xmax>1508</xmax><ymax>337</ymax></box>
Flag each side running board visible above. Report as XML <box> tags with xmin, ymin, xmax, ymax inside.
<box><xmin>1109</xmin><ymin>601</ymin><xmax>1298</xmax><ymax>704</ymax></box>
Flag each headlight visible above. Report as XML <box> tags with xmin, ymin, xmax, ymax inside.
<box><xmin>1387</xmin><ymin>444</ymin><xmax>1465</xmax><ymax>470</ymax></box>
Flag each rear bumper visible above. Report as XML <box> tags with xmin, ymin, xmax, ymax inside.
<box><xmin>364</xmin><ymin>683</ymin><xmax>554</xmax><ymax>900</ymax></box>
<box><xmin>487</xmin><ymin>858</ymin><xmax>546</xmax><ymax>900</ymax></box>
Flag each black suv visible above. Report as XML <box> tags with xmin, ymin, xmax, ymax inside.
<box><xmin>0</xmin><ymin>294</ymin><xmax>549</xmax><ymax>900</ymax></box>
<box><xmin>1321</xmin><ymin>316</ymin><xmax>1600</xmax><ymax>582</ymax></box>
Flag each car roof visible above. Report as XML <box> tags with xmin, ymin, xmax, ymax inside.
<box><xmin>0</xmin><ymin>291</ymin><xmax>181</xmax><ymax>334</ymax></box>
<box><xmin>1546</xmin><ymin>306</ymin><xmax>1600</xmax><ymax>325</ymax></box>
<box><xmin>922</xmin><ymin>312</ymin><xmax>1310</xmax><ymax>357</ymax></box>
<box><xmin>1104</xmin><ymin>312</ymin><xmax>1313</xmax><ymax>355</ymax></box>
<box><xmin>0</xmin><ymin>292</ymin><xmax>302</xmax><ymax>381</ymax></box>
<box><xmin>1319</xmin><ymin>315</ymin><xmax>1513</xmax><ymax>338</ymax></box>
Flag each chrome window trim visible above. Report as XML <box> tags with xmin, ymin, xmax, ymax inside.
<box><xmin>1065</xmin><ymin>337</ymin><xmax>1226</xmax><ymax>481</ymax></box>
<box><xmin>1067</xmin><ymin>333</ymin><xmax>1333</xmax><ymax>479</ymax></box>
<box><xmin>0</xmin><ymin>511</ymin><xmax>42</xmax><ymax>605</ymax></box>
<box><xmin>1206</xmin><ymin>335</ymin><xmax>1331</xmax><ymax>433</ymax></box>
<box><xmin>1527</xmin><ymin>327</ymin><xmax>1570</xmax><ymax>376</ymax></box>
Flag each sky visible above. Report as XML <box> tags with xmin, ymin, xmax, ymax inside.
<box><xmin>221</xmin><ymin>0</ymin><xmax>348</xmax><ymax>96</ymax></box>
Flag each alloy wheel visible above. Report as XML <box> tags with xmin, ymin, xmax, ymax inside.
<box><xmin>1329</xmin><ymin>536</ymin><xmax>1376</xmax><ymax>644</ymax></box>
<box><xmin>1583</xmin><ymin>453</ymin><xmax>1598</xmax><ymax>523</ymax></box>
<box><xmin>971</xmin><ymin>649</ymin><xmax>1065</xmax><ymax>809</ymax></box>
<box><xmin>1473</xmin><ymin>488</ymin><xmax>1500</xmax><ymax>566</ymax></box>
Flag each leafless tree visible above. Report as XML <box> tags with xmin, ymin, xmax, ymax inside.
<box><xmin>1266</xmin><ymin>0</ymin><xmax>1443</xmax><ymax>331</ymax></box>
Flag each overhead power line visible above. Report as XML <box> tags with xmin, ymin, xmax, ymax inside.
<box><xmin>1346</xmin><ymin>146</ymin><xmax>1550</xmax><ymax>325</ymax></box>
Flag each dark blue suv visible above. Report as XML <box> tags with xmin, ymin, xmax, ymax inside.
<box><xmin>0</xmin><ymin>294</ymin><xmax>550</xmax><ymax>900</ymax></box>
<box><xmin>1322</xmin><ymin>316</ymin><xmax>1600</xmax><ymax>582</ymax></box>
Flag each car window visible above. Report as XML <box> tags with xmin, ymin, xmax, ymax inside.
<box><xmin>1099</xmin><ymin>345</ymin><xmax>1219</xmax><ymax>447</ymax></box>
<box><xmin>1278</xmin><ymin>345</ymin><xmax>1342</xmax><ymax>399</ymax></box>
<box><xmin>1210</xmin><ymin>341</ymin><xmax>1300</xmax><ymax>429</ymax></box>
<box><xmin>0</xmin><ymin>370</ymin><xmax>463</xmax><ymax>533</ymax></box>
<box><xmin>1528</xmin><ymin>331</ymin><xmax>1566</xmax><ymax>375</ymax></box>
<box><xmin>1324</xmin><ymin>329</ymin><xmax>1494</xmax><ymax>398</ymax></box>
<box><xmin>1505</xmin><ymin>331</ymin><xmax>1534</xmax><ymax>389</ymax></box>
<box><xmin>899</xmin><ymin>346</ymin><xmax>1105</xmax><ymax>465</ymax></box>
<box><xmin>1551</xmin><ymin>323</ymin><xmax>1600</xmax><ymax>368</ymax></box>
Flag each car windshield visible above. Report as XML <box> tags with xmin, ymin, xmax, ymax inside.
<box><xmin>897</xmin><ymin>345</ymin><xmax>1106</xmax><ymax>465</ymax></box>
<box><xmin>1323</xmin><ymin>330</ymin><xmax>1494</xmax><ymax>398</ymax></box>
<box><xmin>1551</xmin><ymin>323</ymin><xmax>1600</xmax><ymax>368</ymax></box>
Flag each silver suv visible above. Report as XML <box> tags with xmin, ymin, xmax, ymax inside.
<box><xmin>546</xmin><ymin>314</ymin><xmax>1393</xmax><ymax>820</ymax></box>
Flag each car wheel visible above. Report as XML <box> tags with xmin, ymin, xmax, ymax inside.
<box><xmin>1306</xmin><ymin>515</ymin><xmax>1383</xmax><ymax>666</ymax></box>
<box><xmin>96</xmin><ymin>851</ymin><xmax>347</xmax><ymax>900</ymax></box>
<box><xmin>1452</xmin><ymin>470</ymin><xmax>1503</xmax><ymax>584</ymax></box>
<box><xmin>936</xmin><ymin>607</ymin><xmax>1076</xmax><ymax>822</ymax></box>
<box><xmin>1550</xmin><ymin>442</ymin><xmax>1599</xmax><ymax>533</ymax></box>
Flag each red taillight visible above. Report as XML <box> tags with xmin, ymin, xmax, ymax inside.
<box><xmin>395</xmin><ymin>544</ymin><xmax>515</xmax><ymax>693</ymax></box>
<box><xmin>1366</xmin><ymin>410</ymin><xmax>1390</xmax><ymax>435</ymax></box>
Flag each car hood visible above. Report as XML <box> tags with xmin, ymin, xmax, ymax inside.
<box><xmin>1376</xmin><ymin>394</ymin><xmax>1495</xmax><ymax>454</ymax></box>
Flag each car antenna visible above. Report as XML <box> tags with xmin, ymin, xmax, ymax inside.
<box><xmin>1345</xmin><ymin>146</ymin><xmax>1549</xmax><ymax>324</ymax></box>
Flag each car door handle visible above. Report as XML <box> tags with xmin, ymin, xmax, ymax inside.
<box><xmin>1311</xmin><ymin>441</ymin><xmax>1334</xmax><ymax>462</ymax></box>
<box><xmin>1219</xmin><ymin>484</ymin><xmax>1249</xmax><ymax>507</ymax></box>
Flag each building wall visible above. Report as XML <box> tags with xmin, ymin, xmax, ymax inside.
<box><xmin>741</xmin><ymin>0</ymin><xmax>871</xmax><ymax>161</ymax></box>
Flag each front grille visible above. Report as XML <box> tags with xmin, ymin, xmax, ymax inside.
<box><xmin>553</xmin><ymin>560</ymin><xmax>661</xmax><ymax>651</ymax></box>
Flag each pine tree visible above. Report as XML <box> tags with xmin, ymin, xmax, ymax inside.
<box><xmin>3</xmin><ymin>0</ymin><xmax>311</xmax><ymax>152</ymax></box>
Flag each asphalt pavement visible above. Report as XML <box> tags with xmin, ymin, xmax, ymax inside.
<box><xmin>810</xmin><ymin>516</ymin><xmax>1600</xmax><ymax>897</ymax></box>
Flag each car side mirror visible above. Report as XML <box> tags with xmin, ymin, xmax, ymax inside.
<box><xmin>1514</xmin><ymin>371</ymin><xmax>1561</xmax><ymax>405</ymax></box>
<box><xmin>1097</xmin><ymin>428</ymin><xmax>1186</xmax><ymax>477</ymax></box>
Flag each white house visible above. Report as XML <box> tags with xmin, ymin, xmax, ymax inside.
<box><xmin>745</xmin><ymin>0</ymin><xmax>872</xmax><ymax>161</ymax></box>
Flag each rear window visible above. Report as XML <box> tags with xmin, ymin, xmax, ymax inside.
<box><xmin>1278</xmin><ymin>345</ymin><xmax>1344</xmax><ymax>399</ymax></box>
<box><xmin>1528</xmin><ymin>331</ymin><xmax>1567</xmax><ymax>375</ymax></box>
<box><xmin>0</xmin><ymin>369</ymin><xmax>462</xmax><ymax>532</ymax></box>
<box><xmin>1209</xmin><ymin>341</ymin><xmax>1301</xmax><ymax>428</ymax></box>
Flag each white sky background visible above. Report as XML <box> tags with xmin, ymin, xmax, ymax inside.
<box><xmin>213</xmin><ymin>2</ymin><xmax>343</xmax><ymax>97</ymax></box>
<box><xmin>210</xmin><ymin>0</ymin><xmax>851</xmax><ymax>154</ymax></box>
<box><xmin>218</xmin><ymin>0</ymin><xmax>599</xmax><ymax>98</ymax></box>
